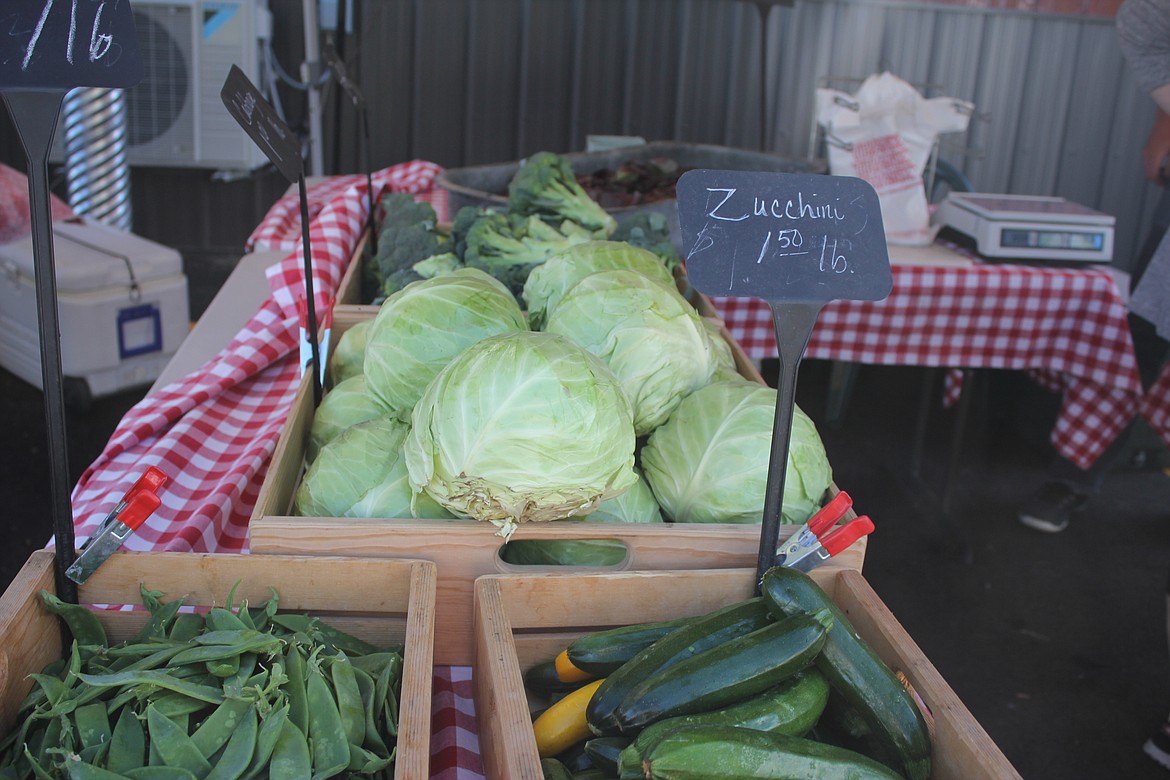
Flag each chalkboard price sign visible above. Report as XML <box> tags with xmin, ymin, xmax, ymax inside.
<box><xmin>0</xmin><ymin>0</ymin><xmax>143</xmax><ymax>90</ymax></box>
<box><xmin>677</xmin><ymin>170</ymin><xmax>893</xmax><ymax>304</ymax></box>
<box><xmin>221</xmin><ymin>64</ymin><xmax>302</xmax><ymax>183</ymax></box>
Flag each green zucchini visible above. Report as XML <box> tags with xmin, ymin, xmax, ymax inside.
<box><xmin>583</xmin><ymin>737</ymin><xmax>630</xmax><ymax>775</ymax></box>
<box><xmin>541</xmin><ymin>757</ymin><xmax>575</xmax><ymax>780</ymax></box>
<box><xmin>759</xmin><ymin>565</ymin><xmax>932</xmax><ymax>780</ymax></box>
<box><xmin>633</xmin><ymin>724</ymin><xmax>903</xmax><ymax>779</ymax></box>
<box><xmin>586</xmin><ymin>598</ymin><xmax>773</xmax><ymax>734</ymax></box>
<box><xmin>526</xmin><ymin>660</ymin><xmax>587</xmax><ymax>699</ymax></box>
<box><xmin>566</xmin><ymin>616</ymin><xmax>695</xmax><ymax>676</ymax></box>
<box><xmin>614</xmin><ymin>671</ymin><xmax>829</xmax><ymax>780</ymax></box>
<box><xmin>612</xmin><ymin>609</ymin><xmax>833</xmax><ymax>733</ymax></box>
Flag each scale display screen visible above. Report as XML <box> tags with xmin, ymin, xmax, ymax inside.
<box><xmin>1000</xmin><ymin>229</ymin><xmax>1106</xmax><ymax>252</ymax></box>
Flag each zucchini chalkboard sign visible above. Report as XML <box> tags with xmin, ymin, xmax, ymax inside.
<box><xmin>0</xmin><ymin>0</ymin><xmax>143</xmax><ymax>90</ymax></box>
<box><xmin>677</xmin><ymin>170</ymin><xmax>892</xmax><ymax>303</ymax></box>
<box><xmin>676</xmin><ymin>169</ymin><xmax>892</xmax><ymax>587</ymax></box>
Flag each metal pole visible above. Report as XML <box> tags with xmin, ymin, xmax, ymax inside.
<box><xmin>302</xmin><ymin>0</ymin><xmax>325</xmax><ymax>177</ymax></box>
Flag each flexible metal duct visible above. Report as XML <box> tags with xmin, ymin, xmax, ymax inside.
<box><xmin>62</xmin><ymin>87</ymin><xmax>132</xmax><ymax>231</ymax></box>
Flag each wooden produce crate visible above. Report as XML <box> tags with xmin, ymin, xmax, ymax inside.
<box><xmin>473</xmin><ymin>568</ymin><xmax>1021</xmax><ymax>780</ymax></box>
<box><xmin>252</xmin><ymin>272</ymin><xmax>860</xmax><ymax>666</ymax></box>
<box><xmin>0</xmin><ymin>550</ymin><xmax>436</xmax><ymax>780</ymax></box>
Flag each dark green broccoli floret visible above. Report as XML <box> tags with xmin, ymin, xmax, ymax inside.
<box><xmin>463</xmin><ymin>211</ymin><xmax>589</xmax><ymax>297</ymax></box>
<box><xmin>377</xmin><ymin>191</ymin><xmax>437</xmax><ymax>233</ymax></box>
<box><xmin>611</xmin><ymin>212</ymin><xmax>681</xmax><ymax>272</ymax></box>
<box><xmin>378</xmin><ymin>252</ymin><xmax>464</xmax><ymax>300</ymax></box>
<box><xmin>507</xmin><ymin>151</ymin><xmax>617</xmax><ymax>237</ymax></box>
<box><xmin>364</xmin><ymin>223</ymin><xmax>447</xmax><ymax>302</ymax></box>
<box><xmin>451</xmin><ymin>206</ymin><xmax>491</xmax><ymax>260</ymax></box>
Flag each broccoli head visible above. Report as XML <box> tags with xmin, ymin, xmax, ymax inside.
<box><xmin>506</xmin><ymin>151</ymin><xmax>618</xmax><ymax>237</ymax></box>
<box><xmin>377</xmin><ymin>192</ymin><xmax>437</xmax><ymax>233</ymax></box>
<box><xmin>462</xmin><ymin>210</ymin><xmax>590</xmax><ymax>297</ymax></box>
<box><xmin>611</xmin><ymin>212</ymin><xmax>681</xmax><ymax>272</ymax></box>
<box><xmin>379</xmin><ymin>252</ymin><xmax>463</xmax><ymax>300</ymax></box>
<box><xmin>364</xmin><ymin>222</ymin><xmax>448</xmax><ymax>302</ymax></box>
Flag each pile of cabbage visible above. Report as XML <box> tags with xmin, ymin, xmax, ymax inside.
<box><xmin>299</xmin><ymin>188</ymin><xmax>835</xmax><ymax>559</ymax></box>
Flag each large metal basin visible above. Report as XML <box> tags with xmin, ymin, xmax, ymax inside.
<box><xmin>437</xmin><ymin>141</ymin><xmax>824</xmax><ymax>251</ymax></box>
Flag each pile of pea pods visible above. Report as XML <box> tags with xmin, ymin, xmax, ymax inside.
<box><xmin>0</xmin><ymin>585</ymin><xmax>404</xmax><ymax>779</ymax></box>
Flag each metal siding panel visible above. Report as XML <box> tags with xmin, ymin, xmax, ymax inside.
<box><xmin>776</xmin><ymin>1</ymin><xmax>834</xmax><ymax>158</ymax></box>
<box><xmin>358</xmin><ymin>0</ymin><xmax>417</xmax><ymax>168</ymax></box>
<box><xmin>880</xmin><ymin>8</ymin><xmax>937</xmax><ymax>89</ymax></box>
<box><xmin>412</xmin><ymin>0</ymin><xmax>470</xmax><ymax>167</ymax></box>
<box><xmin>576</xmin><ymin>0</ymin><xmax>633</xmax><ymax>140</ymax></box>
<box><xmin>517</xmin><ymin>0</ymin><xmax>576</xmax><ymax>155</ymax></box>
<box><xmin>926</xmin><ymin>11</ymin><xmax>984</xmax><ymax>174</ymax></box>
<box><xmin>722</xmin><ymin>1</ymin><xmax>762</xmax><ymax>149</ymax></box>
<box><xmin>824</xmin><ymin>3</ymin><xmax>887</xmax><ymax>86</ymax></box>
<box><xmin>1006</xmin><ymin>18</ymin><xmax>1080</xmax><ymax>194</ymax></box>
<box><xmin>625</xmin><ymin>0</ymin><xmax>686</xmax><ymax>143</ymax></box>
<box><xmin>1101</xmin><ymin>77</ymin><xmax>1162</xmax><ymax>270</ymax></box>
<box><xmin>965</xmin><ymin>13</ymin><xmax>1035</xmax><ymax>192</ymax></box>
<box><xmin>679</xmin><ymin>0</ymin><xmax>744</xmax><ymax>145</ymax></box>
<box><xmin>464</xmin><ymin>0</ymin><xmax>524</xmax><ymax>164</ymax></box>
<box><xmin>1053</xmin><ymin>22</ymin><xmax>1126</xmax><ymax>207</ymax></box>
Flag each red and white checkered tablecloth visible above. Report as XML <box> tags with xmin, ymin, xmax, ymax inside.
<box><xmin>69</xmin><ymin>161</ymin><xmax>445</xmax><ymax>553</ymax></box>
<box><xmin>711</xmin><ymin>261</ymin><xmax>1145</xmax><ymax>471</ymax></box>
<box><xmin>1140</xmin><ymin>362</ymin><xmax>1170</xmax><ymax>449</ymax></box>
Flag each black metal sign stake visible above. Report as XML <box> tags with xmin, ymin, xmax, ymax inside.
<box><xmin>2</xmin><ymin>0</ymin><xmax>145</xmax><ymax>604</ymax></box>
<box><xmin>2</xmin><ymin>90</ymin><xmax>74</xmax><ymax>603</ymax></box>
<box><xmin>677</xmin><ymin>169</ymin><xmax>892</xmax><ymax>589</ymax></box>
<box><xmin>220</xmin><ymin>64</ymin><xmax>322</xmax><ymax>405</ymax></box>
<box><xmin>322</xmin><ymin>48</ymin><xmax>376</xmax><ymax>255</ymax></box>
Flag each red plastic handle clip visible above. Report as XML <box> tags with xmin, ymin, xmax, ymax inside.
<box><xmin>820</xmin><ymin>515</ymin><xmax>875</xmax><ymax>557</ymax></box>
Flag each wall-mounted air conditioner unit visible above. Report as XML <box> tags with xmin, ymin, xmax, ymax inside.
<box><xmin>52</xmin><ymin>0</ymin><xmax>274</xmax><ymax>171</ymax></box>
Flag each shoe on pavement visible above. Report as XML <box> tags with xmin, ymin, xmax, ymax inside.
<box><xmin>1017</xmin><ymin>482</ymin><xmax>1089</xmax><ymax>533</ymax></box>
<box><xmin>1144</xmin><ymin>721</ymin><xmax>1170</xmax><ymax>770</ymax></box>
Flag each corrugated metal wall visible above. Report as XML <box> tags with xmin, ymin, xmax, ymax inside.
<box><xmin>331</xmin><ymin>0</ymin><xmax>1161</xmax><ymax>272</ymax></box>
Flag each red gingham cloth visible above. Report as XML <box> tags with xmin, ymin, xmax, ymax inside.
<box><xmin>246</xmin><ymin>161</ymin><xmax>447</xmax><ymax>252</ymax></box>
<box><xmin>711</xmin><ymin>262</ymin><xmax>1144</xmax><ymax>470</ymax></box>
<box><xmin>1140</xmin><ymin>362</ymin><xmax>1170</xmax><ymax>449</ymax></box>
<box><xmin>432</xmin><ymin>667</ymin><xmax>486</xmax><ymax>780</ymax></box>
<box><xmin>68</xmin><ymin>162</ymin><xmax>444</xmax><ymax>553</ymax></box>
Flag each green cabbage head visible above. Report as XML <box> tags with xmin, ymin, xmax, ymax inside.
<box><xmin>363</xmin><ymin>267</ymin><xmax>528</xmax><ymax>420</ymax></box>
<box><xmin>404</xmin><ymin>330</ymin><xmax>638</xmax><ymax>538</ymax></box>
<box><xmin>306</xmin><ymin>375</ymin><xmax>386</xmax><ymax>464</ymax></box>
<box><xmin>641</xmin><ymin>381</ymin><xmax>833</xmax><ymax>525</ymax></box>
<box><xmin>296</xmin><ymin>416</ymin><xmax>453</xmax><ymax>520</ymax></box>
<box><xmin>545</xmin><ymin>268</ymin><xmax>713</xmax><ymax>436</ymax></box>
<box><xmin>328</xmin><ymin>318</ymin><xmax>372</xmax><ymax>386</ymax></box>
<box><xmin>522</xmin><ymin>240</ymin><xmax>675</xmax><ymax>329</ymax></box>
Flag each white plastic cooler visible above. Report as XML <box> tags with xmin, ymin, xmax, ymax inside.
<box><xmin>0</xmin><ymin>220</ymin><xmax>189</xmax><ymax>407</ymax></box>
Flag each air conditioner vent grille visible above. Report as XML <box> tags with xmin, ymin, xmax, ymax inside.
<box><xmin>127</xmin><ymin>9</ymin><xmax>190</xmax><ymax>148</ymax></box>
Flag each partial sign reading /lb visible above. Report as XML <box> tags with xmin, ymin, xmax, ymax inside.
<box><xmin>676</xmin><ymin>170</ymin><xmax>892</xmax><ymax>304</ymax></box>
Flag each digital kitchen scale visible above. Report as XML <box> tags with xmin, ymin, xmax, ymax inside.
<box><xmin>932</xmin><ymin>193</ymin><xmax>1115</xmax><ymax>263</ymax></box>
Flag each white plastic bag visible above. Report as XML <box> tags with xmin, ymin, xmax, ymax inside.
<box><xmin>816</xmin><ymin>72</ymin><xmax>973</xmax><ymax>246</ymax></box>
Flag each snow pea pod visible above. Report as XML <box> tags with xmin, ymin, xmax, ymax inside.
<box><xmin>239</xmin><ymin>703</ymin><xmax>288</xmax><ymax>780</ymax></box>
<box><xmin>191</xmin><ymin>697</ymin><xmax>254</xmax><ymax>759</ymax></box>
<box><xmin>283</xmin><ymin>645</ymin><xmax>309</xmax><ymax>735</ymax></box>
<box><xmin>39</xmin><ymin>590</ymin><xmax>107</xmax><ymax>648</ymax></box>
<box><xmin>169</xmin><ymin>634</ymin><xmax>283</xmax><ymax>667</ymax></box>
<box><xmin>203</xmin><ymin>707</ymin><xmax>257</xmax><ymax>780</ymax></box>
<box><xmin>306</xmin><ymin>662</ymin><xmax>350</xmax><ymax>776</ymax></box>
<box><xmin>204</xmin><ymin>607</ymin><xmax>247</xmax><ymax>633</ymax></box>
<box><xmin>77</xmin><ymin>671</ymin><xmax>225</xmax><ymax>706</ymax></box>
<box><xmin>269</xmin><ymin>614</ymin><xmax>379</xmax><ymax>656</ymax></box>
<box><xmin>123</xmin><ymin>768</ymin><xmax>199</xmax><ymax>779</ymax></box>
<box><xmin>169</xmin><ymin>613</ymin><xmax>205</xmax><ymax>643</ymax></box>
<box><xmin>146</xmin><ymin>704</ymin><xmax>212</xmax><ymax>777</ymax></box>
<box><xmin>72</xmin><ymin>701</ymin><xmax>111</xmax><ymax>751</ymax></box>
<box><xmin>267</xmin><ymin>718</ymin><xmax>311</xmax><ymax>778</ymax></box>
<box><xmin>329</xmin><ymin>654</ymin><xmax>364</xmax><ymax>746</ymax></box>
<box><xmin>351</xmin><ymin>666</ymin><xmax>388</xmax><ymax>758</ymax></box>
<box><xmin>107</xmin><ymin>704</ymin><xmax>146</xmax><ymax>774</ymax></box>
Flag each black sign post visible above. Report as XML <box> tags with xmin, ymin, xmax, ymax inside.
<box><xmin>2</xmin><ymin>0</ymin><xmax>144</xmax><ymax>604</ymax></box>
<box><xmin>677</xmin><ymin>170</ymin><xmax>892</xmax><ymax>587</ymax></box>
<box><xmin>322</xmin><ymin>47</ymin><xmax>377</xmax><ymax>255</ymax></box>
<box><xmin>220</xmin><ymin>64</ymin><xmax>323</xmax><ymax>406</ymax></box>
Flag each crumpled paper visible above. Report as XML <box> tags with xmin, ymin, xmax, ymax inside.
<box><xmin>817</xmin><ymin>72</ymin><xmax>973</xmax><ymax>246</ymax></box>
